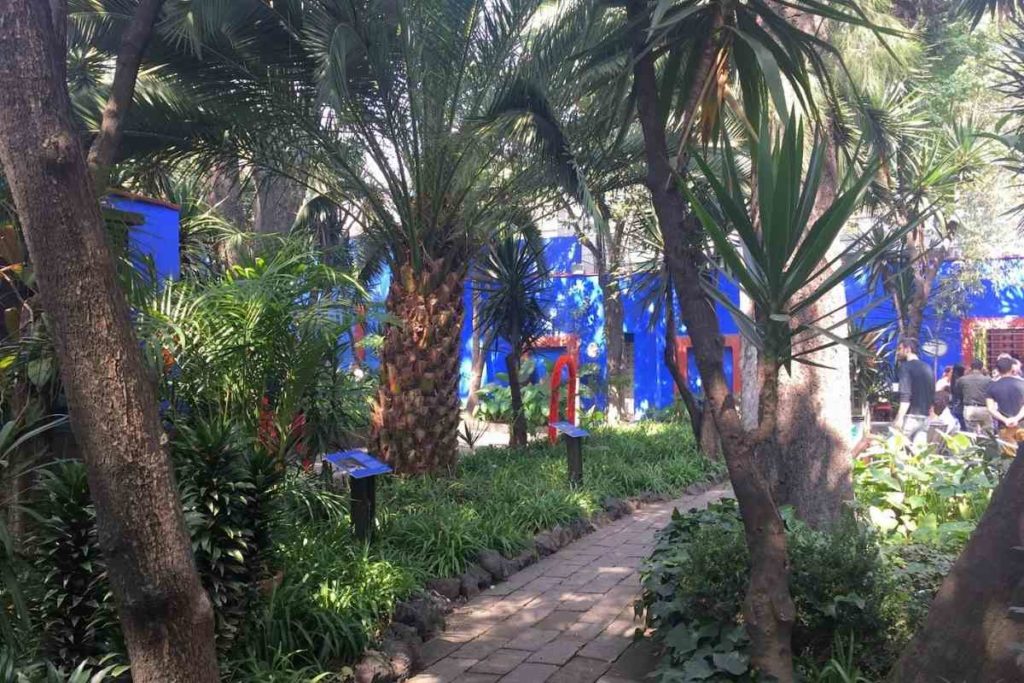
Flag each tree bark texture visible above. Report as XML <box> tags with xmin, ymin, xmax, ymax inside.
<box><xmin>465</xmin><ymin>286</ymin><xmax>492</xmax><ymax>414</ymax></box>
<box><xmin>765</xmin><ymin>150</ymin><xmax>853</xmax><ymax>529</ymax></box>
<box><xmin>85</xmin><ymin>0</ymin><xmax>166</xmax><ymax>183</ymax></box>
<box><xmin>627</xmin><ymin>2</ymin><xmax>794</xmax><ymax>676</ymax></box>
<box><xmin>372</xmin><ymin>260</ymin><xmax>464</xmax><ymax>474</ymax></box>
<box><xmin>0</xmin><ymin>3</ymin><xmax>219</xmax><ymax>681</ymax></box>
<box><xmin>506</xmin><ymin>351</ymin><xmax>528</xmax><ymax>447</ymax></box>
<box><xmin>602</xmin><ymin>275</ymin><xmax>628</xmax><ymax>423</ymax></box>
<box><xmin>205</xmin><ymin>158</ymin><xmax>245</xmax><ymax>267</ymax></box>
<box><xmin>253</xmin><ymin>168</ymin><xmax>305</xmax><ymax>234</ymax></box>
<box><xmin>893</xmin><ymin>451</ymin><xmax>1024</xmax><ymax>682</ymax></box>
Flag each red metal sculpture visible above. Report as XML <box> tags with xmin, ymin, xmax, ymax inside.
<box><xmin>548</xmin><ymin>353</ymin><xmax>578</xmax><ymax>444</ymax></box>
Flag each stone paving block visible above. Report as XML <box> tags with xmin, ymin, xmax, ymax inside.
<box><xmin>527</xmin><ymin>637</ymin><xmax>587</xmax><ymax>665</ymax></box>
<box><xmin>577</xmin><ymin>634</ymin><xmax>633</xmax><ymax>663</ymax></box>
<box><xmin>455</xmin><ymin>636</ymin><xmax>509</xmax><ymax>660</ymax></box>
<box><xmin>504</xmin><ymin>628</ymin><xmax>561</xmax><ymax>651</ymax></box>
<box><xmin>546</xmin><ymin>656</ymin><xmax>611</xmax><ymax>683</ymax></box>
<box><xmin>469</xmin><ymin>649</ymin><xmax>531</xmax><ymax>675</ymax></box>
<box><xmin>564</xmin><ymin>619</ymin><xmax>608</xmax><ymax>640</ymax></box>
<box><xmin>557</xmin><ymin>593</ymin><xmax>604</xmax><ymax>612</ymax></box>
<box><xmin>452</xmin><ymin>675</ymin><xmax>502</xmax><ymax>683</ymax></box>
<box><xmin>534</xmin><ymin>610</ymin><xmax>581</xmax><ymax>632</ymax></box>
<box><xmin>499</xmin><ymin>663</ymin><xmax>559</xmax><ymax>682</ymax></box>
<box><xmin>606</xmin><ymin>638</ymin><xmax>659</xmax><ymax>680</ymax></box>
<box><xmin>420</xmin><ymin>637</ymin><xmax>463</xmax><ymax>667</ymax></box>
<box><xmin>421</xmin><ymin>656</ymin><xmax>480</xmax><ymax>681</ymax></box>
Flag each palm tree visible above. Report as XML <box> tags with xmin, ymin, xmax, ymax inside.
<box><xmin>68</xmin><ymin>0</ymin><xmax>586</xmax><ymax>474</ymax></box>
<box><xmin>473</xmin><ymin>224</ymin><xmax>549</xmax><ymax>447</ymax></box>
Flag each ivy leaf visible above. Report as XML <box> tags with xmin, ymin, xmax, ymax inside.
<box><xmin>664</xmin><ymin>624</ymin><xmax>698</xmax><ymax>654</ymax></box>
<box><xmin>712</xmin><ymin>650</ymin><xmax>750</xmax><ymax>675</ymax></box>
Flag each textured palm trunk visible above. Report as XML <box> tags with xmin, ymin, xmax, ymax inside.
<box><xmin>372</xmin><ymin>260</ymin><xmax>465</xmax><ymax>475</ymax></box>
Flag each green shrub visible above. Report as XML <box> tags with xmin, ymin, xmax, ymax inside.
<box><xmin>855</xmin><ymin>432</ymin><xmax>997</xmax><ymax>548</ymax></box>
<box><xmin>639</xmin><ymin>500</ymin><xmax>909</xmax><ymax>681</ymax></box>
<box><xmin>24</xmin><ymin>462</ymin><xmax>122</xmax><ymax>671</ymax></box>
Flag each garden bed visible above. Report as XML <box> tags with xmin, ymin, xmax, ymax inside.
<box><xmin>6</xmin><ymin>422</ymin><xmax>719</xmax><ymax>681</ymax></box>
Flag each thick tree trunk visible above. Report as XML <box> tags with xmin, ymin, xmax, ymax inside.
<box><xmin>506</xmin><ymin>350</ymin><xmax>528</xmax><ymax>447</ymax></box>
<box><xmin>0</xmin><ymin>3</ymin><xmax>219</xmax><ymax>681</ymax></box>
<box><xmin>604</xmin><ymin>281</ymin><xmax>628</xmax><ymax>423</ymax></box>
<box><xmin>253</xmin><ymin>168</ymin><xmax>305</xmax><ymax>234</ymax></box>
<box><xmin>894</xmin><ymin>449</ymin><xmax>1024</xmax><ymax>682</ymax></box>
<box><xmin>766</xmin><ymin>152</ymin><xmax>853</xmax><ymax>529</ymax></box>
<box><xmin>664</xmin><ymin>284</ymin><xmax>720</xmax><ymax>456</ymax></box>
<box><xmin>372</xmin><ymin>260</ymin><xmax>464</xmax><ymax>474</ymax></box>
<box><xmin>627</xmin><ymin>2</ymin><xmax>794</xmax><ymax>676</ymax></box>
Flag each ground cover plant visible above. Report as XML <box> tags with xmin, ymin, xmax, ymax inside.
<box><xmin>854</xmin><ymin>432</ymin><xmax>999</xmax><ymax>549</ymax></box>
<box><xmin>640</xmin><ymin>431</ymin><xmax>1003</xmax><ymax>682</ymax></box>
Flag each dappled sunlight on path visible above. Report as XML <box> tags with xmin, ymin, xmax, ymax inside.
<box><xmin>409</xmin><ymin>487</ymin><xmax>729</xmax><ymax>683</ymax></box>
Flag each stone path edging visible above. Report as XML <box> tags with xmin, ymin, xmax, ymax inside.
<box><xmin>406</xmin><ymin>486</ymin><xmax>729</xmax><ymax>683</ymax></box>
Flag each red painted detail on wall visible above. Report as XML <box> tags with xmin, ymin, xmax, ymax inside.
<box><xmin>961</xmin><ymin>316</ymin><xmax>1024</xmax><ymax>367</ymax></box>
<box><xmin>548</xmin><ymin>354</ymin><xmax>578</xmax><ymax>444</ymax></box>
<box><xmin>674</xmin><ymin>334</ymin><xmax>742</xmax><ymax>394</ymax></box>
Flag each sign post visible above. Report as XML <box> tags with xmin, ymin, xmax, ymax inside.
<box><xmin>324</xmin><ymin>449</ymin><xmax>392</xmax><ymax>541</ymax></box>
<box><xmin>550</xmin><ymin>421</ymin><xmax>589</xmax><ymax>486</ymax></box>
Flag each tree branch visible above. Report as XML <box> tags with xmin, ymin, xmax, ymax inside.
<box><xmin>86</xmin><ymin>0</ymin><xmax>166</xmax><ymax>185</ymax></box>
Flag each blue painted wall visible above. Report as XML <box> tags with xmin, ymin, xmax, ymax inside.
<box><xmin>107</xmin><ymin>193</ymin><xmax>181</xmax><ymax>282</ymax></box>
<box><xmin>463</xmin><ymin>237</ymin><xmax>1024</xmax><ymax>418</ymax></box>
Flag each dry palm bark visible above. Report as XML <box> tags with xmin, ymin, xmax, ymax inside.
<box><xmin>372</xmin><ymin>260</ymin><xmax>465</xmax><ymax>474</ymax></box>
<box><xmin>0</xmin><ymin>1</ymin><xmax>219</xmax><ymax>680</ymax></box>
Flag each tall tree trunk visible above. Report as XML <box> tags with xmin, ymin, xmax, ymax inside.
<box><xmin>206</xmin><ymin>158</ymin><xmax>245</xmax><ymax>267</ymax></box>
<box><xmin>465</xmin><ymin>286</ymin><xmax>491</xmax><ymax>414</ymax></box>
<box><xmin>893</xmin><ymin>448</ymin><xmax>1024</xmax><ymax>682</ymax></box>
<box><xmin>664</xmin><ymin>283</ymin><xmax>720</xmax><ymax>456</ymax></box>
<box><xmin>627</xmin><ymin>2</ymin><xmax>794</xmax><ymax>677</ymax></box>
<box><xmin>0</xmin><ymin>3</ymin><xmax>219</xmax><ymax>681</ymax></box>
<box><xmin>765</xmin><ymin>140</ymin><xmax>853</xmax><ymax>529</ymax></box>
<box><xmin>372</xmin><ymin>260</ymin><xmax>464</xmax><ymax>474</ymax></box>
<box><xmin>506</xmin><ymin>350</ymin><xmax>528</xmax><ymax>447</ymax></box>
<box><xmin>253</xmin><ymin>168</ymin><xmax>305</xmax><ymax>234</ymax></box>
<box><xmin>603</xmin><ymin>275</ymin><xmax>628</xmax><ymax>423</ymax></box>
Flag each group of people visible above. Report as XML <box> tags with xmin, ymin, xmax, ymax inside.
<box><xmin>894</xmin><ymin>339</ymin><xmax>1024</xmax><ymax>456</ymax></box>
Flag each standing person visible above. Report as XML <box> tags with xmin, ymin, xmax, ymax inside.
<box><xmin>936</xmin><ymin>365</ymin><xmax>954</xmax><ymax>392</ymax></box>
<box><xmin>986</xmin><ymin>355</ymin><xmax>1024</xmax><ymax>457</ymax></box>
<box><xmin>950</xmin><ymin>364</ymin><xmax>966</xmax><ymax>428</ymax></box>
<box><xmin>894</xmin><ymin>338</ymin><xmax>935</xmax><ymax>443</ymax></box>
<box><xmin>957</xmin><ymin>359</ymin><xmax>992</xmax><ymax>434</ymax></box>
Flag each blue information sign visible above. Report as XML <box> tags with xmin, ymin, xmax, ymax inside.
<box><xmin>550</xmin><ymin>421</ymin><xmax>589</xmax><ymax>439</ymax></box>
<box><xmin>325</xmin><ymin>450</ymin><xmax>393</xmax><ymax>479</ymax></box>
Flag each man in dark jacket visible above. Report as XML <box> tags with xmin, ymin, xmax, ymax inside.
<box><xmin>894</xmin><ymin>338</ymin><xmax>934</xmax><ymax>443</ymax></box>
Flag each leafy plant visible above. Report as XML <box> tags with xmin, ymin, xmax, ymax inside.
<box><xmin>24</xmin><ymin>462</ymin><xmax>123</xmax><ymax>672</ymax></box>
<box><xmin>855</xmin><ymin>432</ymin><xmax>996</xmax><ymax>548</ymax></box>
<box><xmin>640</xmin><ymin>500</ymin><xmax>907</xmax><ymax>680</ymax></box>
